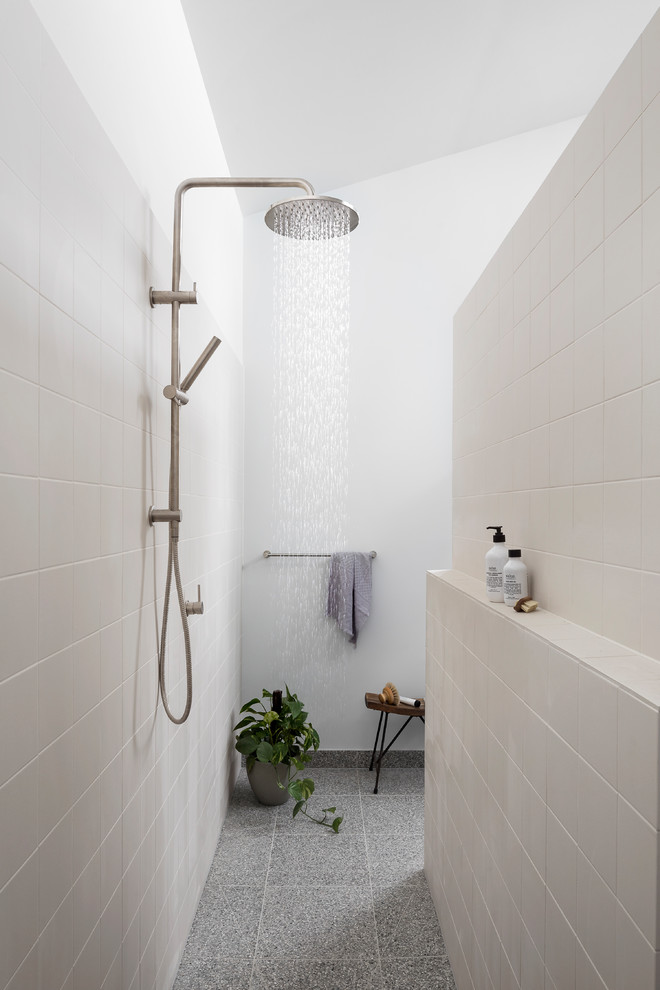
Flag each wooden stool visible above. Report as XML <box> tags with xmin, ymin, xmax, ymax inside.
<box><xmin>364</xmin><ymin>692</ymin><xmax>425</xmax><ymax>793</ymax></box>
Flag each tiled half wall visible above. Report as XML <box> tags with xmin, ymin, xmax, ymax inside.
<box><xmin>452</xmin><ymin>9</ymin><xmax>660</xmax><ymax>660</ymax></box>
<box><xmin>425</xmin><ymin>570</ymin><xmax>660</xmax><ymax>990</ymax></box>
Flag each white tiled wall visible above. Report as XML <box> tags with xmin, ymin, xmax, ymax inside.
<box><xmin>0</xmin><ymin>4</ymin><xmax>243</xmax><ymax>989</ymax></box>
<box><xmin>452</xmin><ymin>9</ymin><xmax>660</xmax><ymax>660</ymax></box>
<box><xmin>426</xmin><ymin>570</ymin><xmax>660</xmax><ymax>990</ymax></box>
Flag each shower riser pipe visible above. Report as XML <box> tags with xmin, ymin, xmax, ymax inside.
<box><xmin>169</xmin><ymin>299</ymin><xmax>181</xmax><ymax>540</ymax></box>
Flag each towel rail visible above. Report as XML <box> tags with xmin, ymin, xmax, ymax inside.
<box><xmin>262</xmin><ymin>550</ymin><xmax>377</xmax><ymax>559</ymax></box>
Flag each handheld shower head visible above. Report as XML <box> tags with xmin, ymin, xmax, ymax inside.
<box><xmin>264</xmin><ymin>195</ymin><xmax>359</xmax><ymax>239</ymax></box>
<box><xmin>180</xmin><ymin>336</ymin><xmax>221</xmax><ymax>393</ymax></box>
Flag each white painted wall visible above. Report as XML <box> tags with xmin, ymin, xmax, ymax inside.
<box><xmin>29</xmin><ymin>0</ymin><xmax>244</xmax><ymax>358</ymax></box>
<box><xmin>242</xmin><ymin>118</ymin><xmax>582</xmax><ymax>750</ymax></box>
<box><xmin>0</xmin><ymin>3</ymin><xmax>244</xmax><ymax>989</ymax></box>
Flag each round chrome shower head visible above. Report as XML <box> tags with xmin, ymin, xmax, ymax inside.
<box><xmin>264</xmin><ymin>195</ymin><xmax>359</xmax><ymax>239</ymax></box>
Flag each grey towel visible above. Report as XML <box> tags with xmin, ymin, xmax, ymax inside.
<box><xmin>327</xmin><ymin>552</ymin><xmax>372</xmax><ymax>645</ymax></box>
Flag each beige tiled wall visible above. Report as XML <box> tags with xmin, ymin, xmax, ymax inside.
<box><xmin>452</xmin><ymin>10</ymin><xmax>660</xmax><ymax>660</ymax></box>
<box><xmin>426</xmin><ymin>570</ymin><xmax>660</xmax><ymax>990</ymax></box>
<box><xmin>0</xmin><ymin>5</ymin><xmax>243</xmax><ymax>989</ymax></box>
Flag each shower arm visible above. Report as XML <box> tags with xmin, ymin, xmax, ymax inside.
<box><xmin>170</xmin><ymin>177</ymin><xmax>315</xmax><ymax>294</ymax></box>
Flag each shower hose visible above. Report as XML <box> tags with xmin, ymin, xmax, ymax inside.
<box><xmin>158</xmin><ymin>535</ymin><xmax>193</xmax><ymax>724</ymax></box>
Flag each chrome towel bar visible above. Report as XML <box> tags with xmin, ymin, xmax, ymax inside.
<box><xmin>263</xmin><ymin>550</ymin><xmax>377</xmax><ymax>559</ymax></box>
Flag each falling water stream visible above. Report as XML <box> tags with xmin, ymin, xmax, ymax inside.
<box><xmin>270</xmin><ymin>206</ymin><xmax>351</xmax><ymax>703</ymax></box>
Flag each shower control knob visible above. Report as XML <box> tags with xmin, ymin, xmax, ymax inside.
<box><xmin>185</xmin><ymin>585</ymin><xmax>204</xmax><ymax>616</ymax></box>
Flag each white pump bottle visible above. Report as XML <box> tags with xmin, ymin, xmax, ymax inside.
<box><xmin>485</xmin><ymin>526</ymin><xmax>507</xmax><ymax>602</ymax></box>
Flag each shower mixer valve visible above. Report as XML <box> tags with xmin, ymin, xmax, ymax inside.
<box><xmin>185</xmin><ymin>585</ymin><xmax>204</xmax><ymax>616</ymax></box>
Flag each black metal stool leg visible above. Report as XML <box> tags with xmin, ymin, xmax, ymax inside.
<box><xmin>369</xmin><ymin>711</ymin><xmax>384</xmax><ymax>771</ymax></box>
<box><xmin>374</xmin><ymin>713</ymin><xmax>389</xmax><ymax>794</ymax></box>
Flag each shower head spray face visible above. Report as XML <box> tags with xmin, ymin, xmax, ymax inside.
<box><xmin>264</xmin><ymin>195</ymin><xmax>359</xmax><ymax>239</ymax></box>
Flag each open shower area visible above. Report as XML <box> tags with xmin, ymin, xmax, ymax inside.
<box><xmin>2</xmin><ymin>1</ymin><xmax>660</xmax><ymax>989</ymax></box>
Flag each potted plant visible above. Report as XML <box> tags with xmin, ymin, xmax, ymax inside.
<box><xmin>233</xmin><ymin>687</ymin><xmax>343</xmax><ymax>832</ymax></box>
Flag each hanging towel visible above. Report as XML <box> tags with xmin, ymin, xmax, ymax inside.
<box><xmin>327</xmin><ymin>552</ymin><xmax>372</xmax><ymax>645</ymax></box>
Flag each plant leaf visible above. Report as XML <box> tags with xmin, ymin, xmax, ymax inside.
<box><xmin>299</xmin><ymin>778</ymin><xmax>315</xmax><ymax>800</ymax></box>
<box><xmin>331</xmin><ymin>817</ymin><xmax>343</xmax><ymax>833</ymax></box>
<box><xmin>256</xmin><ymin>741</ymin><xmax>274</xmax><ymax>762</ymax></box>
<box><xmin>292</xmin><ymin>800</ymin><xmax>304</xmax><ymax>818</ymax></box>
<box><xmin>322</xmin><ymin>807</ymin><xmax>337</xmax><ymax>814</ymax></box>
<box><xmin>273</xmin><ymin>742</ymin><xmax>289</xmax><ymax>763</ymax></box>
<box><xmin>288</xmin><ymin>780</ymin><xmax>304</xmax><ymax>801</ymax></box>
<box><xmin>235</xmin><ymin>736</ymin><xmax>258</xmax><ymax>755</ymax></box>
<box><xmin>239</xmin><ymin>698</ymin><xmax>261</xmax><ymax>713</ymax></box>
<box><xmin>232</xmin><ymin>716</ymin><xmax>255</xmax><ymax>731</ymax></box>
<box><xmin>262</xmin><ymin>689</ymin><xmax>273</xmax><ymax>698</ymax></box>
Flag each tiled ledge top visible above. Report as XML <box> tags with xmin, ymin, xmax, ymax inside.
<box><xmin>428</xmin><ymin>569</ymin><xmax>660</xmax><ymax>709</ymax></box>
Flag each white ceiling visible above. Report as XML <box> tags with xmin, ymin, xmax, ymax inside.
<box><xmin>181</xmin><ymin>0</ymin><xmax>659</xmax><ymax>213</ymax></box>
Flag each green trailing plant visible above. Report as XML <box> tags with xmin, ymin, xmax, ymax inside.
<box><xmin>233</xmin><ymin>686</ymin><xmax>343</xmax><ymax>833</ymax></box>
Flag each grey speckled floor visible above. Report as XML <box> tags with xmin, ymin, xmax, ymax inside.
<box><xmin>173</xmin><ymin>763</ymin><xmax>456</xmax><ymax>990</ymax></box>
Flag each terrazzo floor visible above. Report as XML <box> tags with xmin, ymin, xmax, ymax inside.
<box><xmin>173</xmin><ymin>763</ymin><xmax>456</xmax><ymax>990</ymax></box>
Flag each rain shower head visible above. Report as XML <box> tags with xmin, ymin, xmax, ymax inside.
<box><xmin>264</xmin><ymin>195</ymin><xmax>359</xmax><ymax>239</ymax></box>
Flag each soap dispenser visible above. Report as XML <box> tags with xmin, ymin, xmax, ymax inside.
<box><xmin>485</xmin><ymin>526</ymin><xmax>507</xmax><ymax>602</ymax></box>
<box><xmin>503</xmin><ymin>549</ymin><xmax>529</xmax><ymax>606</ymax></box>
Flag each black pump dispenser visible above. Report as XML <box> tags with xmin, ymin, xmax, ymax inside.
<box><xmin>487</xmin><ymin>526</ymin><xmax>505</xmax><ymax>543</ymax></box>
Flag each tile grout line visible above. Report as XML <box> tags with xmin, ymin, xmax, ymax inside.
<box><xmin>359</xmin><ymin>767</ymin><xmax>384</xmax><ymax>986</ymax></box>
<box><xmin>248</xmin><ymin>795</ymin><xmax>278</xmax><ymax>989</ymax></box>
